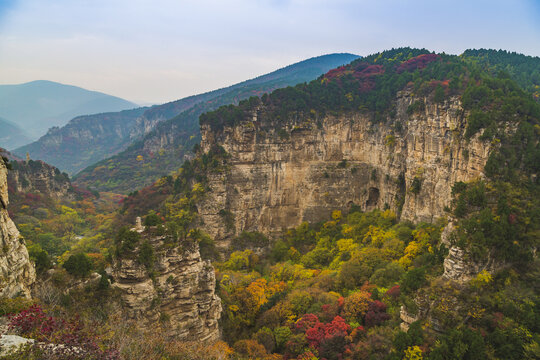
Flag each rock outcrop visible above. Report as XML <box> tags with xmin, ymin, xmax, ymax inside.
<box><xmin>0</xmin><ymin>158</ymin><xmax>35</xmax><ymax>298</ymax></box>
<box><xmin>7</xmin><ymin>159</ymin><xmax>73</xmax><ymax>200</ymax></box>
<box><xmin>199</xmin><ymin>91</ymin><xmax>491</xmax><ymax>248</ymax></box>
<box><xmin>112</xmin><ymin>228</ymin><xmax>221</xmax><ymax>342</ymax></box>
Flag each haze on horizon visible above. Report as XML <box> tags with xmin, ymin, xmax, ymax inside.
<box><xmin>1</xmin><ymin>0</ymin><xmax>539</xmax><ymax>105</ymax></box>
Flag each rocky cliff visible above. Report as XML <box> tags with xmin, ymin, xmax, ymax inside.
<box><xmin>74</xmin><ymin>53</ymin><xmax>360</xmax><ymax>194</ymax></box>
<box><xmin>7</xmin><ymin>158</ymin><xmax>74</xmax><ymax>200</ymax></box>
<box><xmin>198</xmin><ymin>90</ymin><xmax>491</xmax><ymax>248</ymax></box>
<box><xmin>112</xmin><ymin>223</ymin><xmax>221</xmax><ymax>341</ymax></box>
<box><xmin>0</xmin><ymin>157</ymin><xmax>35</xmax><ymax>298</ymax></box>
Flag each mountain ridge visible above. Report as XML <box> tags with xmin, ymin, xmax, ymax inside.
<box><xmin>0</xmin><ymin>80</ymin><xmax>138</xmax><ymax>142</ymax></box>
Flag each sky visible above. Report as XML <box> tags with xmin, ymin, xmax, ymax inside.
<box><xmin>0</xmin><ymin>0</ymin><xmax>539</xmax><ymax>104</ymax></box>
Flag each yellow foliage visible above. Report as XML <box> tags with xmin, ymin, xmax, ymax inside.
<box><xmin>362</xmin><ymin>226</ymin><xmax>396</xmax><ymax>248</ymax></box>
<box><xmin>470</xmin><ymin>270</ymin><xmax>493</xmax><ymax>288</ymax></box>
<box><xmin>332</xmin><ymin>210</ymin><xmax>342</xmax><ymax>221</ymax></box>
<box><xmin>385</xmin><ymin>135</ymin><xmax>396</xmax><ymax>147</ymax></box>
<box><xmin>399</xmin><ymin>241</ymin><xmax>421</xmax><ymax>268</ymax></box>
<box><xmin>404</xmin><ymin>346</ymin><xmax>423</xmax><ymax>360</ymax></box>
<box><xmin>342</xmin><ymin>291</ymin><xmax>371</xmax><ymax>321</ymax></box>
<box><xmin>136</xmin><ymin>155</ymin><xmax>144</xmax><ymax>161</ymax></box>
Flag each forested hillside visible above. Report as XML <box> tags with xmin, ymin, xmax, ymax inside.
<box><xmin>73</xmin><ymin>54</ymin><xmax>360</xmax><ymax>193</ymax></box>
<box><xmin>1</xmin><ymin>48</ymin><xmax>539</xmax><ymax>360</ymax></box>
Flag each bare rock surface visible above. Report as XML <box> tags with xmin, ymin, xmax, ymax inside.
<box><xmin>199</xmin><ymin>92</ymin><xmax>490</xmax><ymax>249</ymax></box>
<box><xmin>112</xmin><ymin>228</ymin><xmax>221</xmax><ymax>342</ymax></box>
<box><xmin>0</xmin><ymin>158</ymin><xmax>35</xmax><ymax>298</ymax></box>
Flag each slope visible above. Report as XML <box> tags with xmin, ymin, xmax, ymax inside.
<box><xmin>0</xmin><ymin>80</ymin><xmax>138</xmax><ymax>139</ymax></box>
<box><xmin>0</xmin><ymin>116</ymin><xmax>32</xmax><ymax>149</ymax></box>
<box><xmin>15</xmin><ymin>107</ymin><xmax>148</xmax><ymax>175</ymax></box>
<box><xmin>115</xmin><ymin>48</ymin><xmax>539</xmax><ymax>358</ymax></box>
<box><xmin>74</xmin><ymin>53</ymin><xmax>360</xmax><ymax>193</ymax></box>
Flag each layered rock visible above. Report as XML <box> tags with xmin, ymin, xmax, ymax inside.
<box><xmin>0</xmin><ymin>158</ymin><xmax>35</xmax><ymax>298</ymax></box>
<box><xmin>199</xmin><ymin>91</ymin><xmax>491</xmax><ymax>247</ymax></box>
<box><xmin>7</xmin><ymin>159</ymin><xmax>73</xmax><ymax>200</ymax></box>
<box><xmin>112</xmin><ymin>228</ymin><xmax>221</xmax><ymax>342</ymax></box>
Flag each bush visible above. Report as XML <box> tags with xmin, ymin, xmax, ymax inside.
<box><xmin>138</xmin><ymin>240</ymin><xmax>154</xmax><ymax>269</ymax></box>
<box><xmin>63</xmin><ymin>253</ymin><xmax>93</xmax><ymax>278</ymax></box>
<box><xmin>144</xmin><ymin>211</ymin><xmax>162</xmax><ymax>226</ymax></box>
<box><xmin>115</xmin><ymin>227</ymin><xmax>141</xmax><ymax>253</ymax></box>
<box><xmin>0</xmin><ymin>297</ymin><xmax>34</xmax><ymax>316</ymax></box>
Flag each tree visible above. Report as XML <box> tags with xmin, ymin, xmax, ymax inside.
<box><xmin>434</xmin><ymin>85</ymin><xmax>445</xmax><ymax>103</ymax></box>
<box><xmin>138</xmin><ymin>240</ymin><xmax>154</xmax><ymax>269</ymax></box>
<box><xmin>342</xmin><ymin>291</ymin><xmax>371</xmax><ymax>322</ymax></box>
<box><xmin>63</xmin><ymin>253</ymin><xmax>93</xmax><ymax>278</ymax></box>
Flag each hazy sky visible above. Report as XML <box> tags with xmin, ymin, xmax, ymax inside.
<box><xmin>1</xmin><ymin>0</ymin><xmax>539</xmax><ymax>104</ymax></box>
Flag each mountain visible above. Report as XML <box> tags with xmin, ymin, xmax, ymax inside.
<box><xmin>462</xmin><ymin>48</ymin><xmax>540</xmax><ymax>99</ymax></box>
<box><xmin>18</xmin><ymin>54</ymin><xmax>359</xmax><ymax>178</ymax></box>
<box><xmin>0</xmin><ymin>116</ymin><xmax>32</xmax><ymax>149</ymax></box>
<box><xmin>2</xmin><ymin>48</ymin><xmax>539</xmax><ymax>359</ymax></box>
<box><xmin>0</xmin><ymin>80</ymin><xmax>138</xmax><ymax>141</ymax></box>
<box><xmin>115</xmin><ymin>48</ymin><xmax>539</xmax><ymax>356</ymax></box>
<box><xmin>74</xmin><ymin>53</ymin><xmax>360</xmax><ymax>192</ymax></box>
<box><xmin>16</xmin><ymin>107</ymin><xmax>149</xmax><ymax>175</ymax></box>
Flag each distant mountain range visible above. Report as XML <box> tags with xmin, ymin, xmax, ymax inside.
<box><xmin>0</xmin><ymin>117</ymin><xmax>32</xmax><ymax>150</ymax></box>
<box><xmin>17</xmin><ymin>53</ymin><xmax>360</xmax><ymax>185</ymax></box>
<box><xmin>0</xmin><ymin>80</ymin><xmax>138</xmax><ymax>145</ymax></box>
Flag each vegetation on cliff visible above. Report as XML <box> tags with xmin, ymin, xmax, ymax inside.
<box><xmin>73</xmin><ymin>54</ymin><xmax>360</xmax><ymax>194</ymax></box>
<box><xmin>2</xmin><ymin>48</ymin><xmax>539</xmax><ymax>359</ymax></box>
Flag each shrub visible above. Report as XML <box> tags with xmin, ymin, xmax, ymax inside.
<box><xmin>63</xmin><ymin>253</ymin><xmax>93</xmax><ymax>278</ymax></box>
<box><xmin>138</xmin><ymin>240</ymin><xmax>154</xmax><ymax>269</ymax></box>
<box><xmin>144</xmin><ymin>211</ymin><xmax>162</xmax><ymax>226</ymax></box>
<box><xmin>0</xmin><ymin>297</ymin><xmax>34</xmax><ymax>316</ymax></box>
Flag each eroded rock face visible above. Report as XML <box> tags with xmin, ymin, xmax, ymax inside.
<box><xmin>0</xmin><ymin>158</ymin><xmax>35</xmax><ymax>298</ymax></box>
<box><xmin>112</xmin><ymin>231</ymin><xmax>221</xmax><ymax>342</ymax></box>
<box><xmin>7</xmin><ymin>160</ymin><xmax>73</xmax><ymax>200</ymax></box>
<box><xmin>199</xmin><ymin>91</ymin><xmax>491</xmax><ymax>248</ymax></box>
<box><xmin>442</xmin><ymin>246</ymin><xmax>502</xmax><ymax>282</ymax></box>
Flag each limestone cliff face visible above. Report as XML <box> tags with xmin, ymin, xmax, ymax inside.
<box><xmin>199</xmin><ymin>91</ymin><xmax>491</xmax><ymax>247</ymax></box>
<box><xmin>112</xmin><ymin>227</ymin><xmax>221</xmax><ymax>342</ymax></box>
<box><xmin>7</xmin><ymin>160</ymin><xmax>73</xmax><ymax>200</ymax></box>
<box><xmin>0</xmin><ymin>158</ymin><xmax>35</xmax><ymax>298</ymax></box>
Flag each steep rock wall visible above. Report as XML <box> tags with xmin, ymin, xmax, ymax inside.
<box><xmin>112</xmin><ymin>227</ymin><xmax>221</xmax><ymax>342</ymax></box>
<box><xmin>7</xmin><ymin>160</ymin><xmax>73</xmax><ymax>200</ymax></box>
<box><xmin>199</xmin><ymin>91</ymin><xmax>491</xmax><ymax>248</ymax></box>
<box><xmin>0</xmin><ymin>158</ymin><xmax>35</xmax><ymax>298</ymax></box>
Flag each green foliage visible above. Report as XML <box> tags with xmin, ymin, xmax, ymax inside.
<box><xmin>410</xmin><ymin>177</ymin><xmax>422</xmax><ymax>195</ymax></box>
<box><xmin>433</xmin><ymin>84</ymin><xmax>445</xmax><ymax>103</ymax></box>
<box><xmin>144</xmin><ymin>210</ymin><xmax>162</xmax><ymax>226</ymax></box>
<box><xmin>27</xmin><ymin>243</ymin><xmax>51</xmax><ymax>274</ymax></box>
<box><xmin>63</xmin><ymin>253</ymin><xmax>93</xmax><ymax>278</ymax></box>
<box><xmin>407</xmin><ymin>100</ymin><xmax>426</xmax><ymax>115</ymax></box>
<box><xmin>428</xmin><ymin>327</ymin><xmax>486</xmax><ymax>360</ymax></box>
<box><xmin>0</xmin><ymin>297</ymin><xmax>34</xmax><ymax>316</ymax></box>
<box><xmin>401</xmin><ymin>267</ymin><xmax>427</xmax><ymax>294</ymax></box>
<box><xmin>138</xmin><ymin>240</ymin><xmax>154</xmax><ymax>269</ymax></box>
<box><xmin>115</xmin><ymin>226</ymin><xmax>141</xmax><ymax>254</ymax></box>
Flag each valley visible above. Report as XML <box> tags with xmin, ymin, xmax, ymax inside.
<box><xmin>0</xmin><ymin>48</ymin><xmax>539</xmax><ymax>360</ymax></box>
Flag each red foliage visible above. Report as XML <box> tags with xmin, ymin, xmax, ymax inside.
<box><xmin>24</xmin><ymin>193</ymin><xmax>41</xmax><ymax>202</ymax></box>
<box><xmin>385</xmin><ymin>285</ymin><xmax>400</xmax><ymax>300</ymax></box>
<box><xmin>396</xmin><ymin>54</ymin><xmax>440</xmax><ymax>73</ymax></box>
<box><xmin>364</xmin><ymin>301</ymin><xmax>390</xmax><ymax>327</ymax></box>
<box><xmin>70</xmin><ymin>184</ymin><xmax>96</xmax><ymax>199</ymax></box>
<box><xmin>9</xmin><ymin>305</ymin><xmax>118</xmax><ymax>359</ymax></box>
<box><xmin>323</xmin><ymin>62</ymin><xmax>385</xmax><ymax>94</ymax></box>
<box><xmin>303</xmin><ymin>315</ymin><xmax>351</xmax><ymax>351</ymax></box>
<box><xmin>429</xmin><ymin>79</ymin><xmax>450</xmax><ymax>88</ymax></box>
<box><xmin>295</xmin><ymin>313</ymin><xmax>320</xmax><ymax>333</ymax></box>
